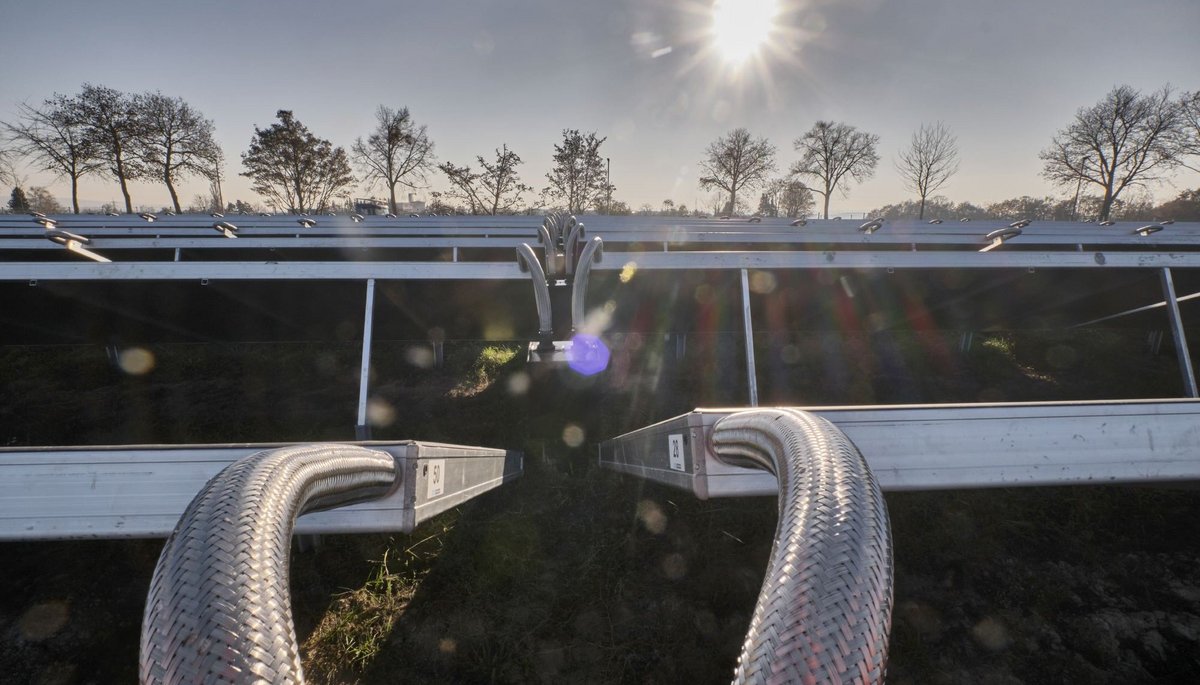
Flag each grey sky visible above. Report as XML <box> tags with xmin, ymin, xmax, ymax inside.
<box><xmin>2</xmin><ymin>0</ymin><xmax>1198</xmax><ymax>213</ymax></box>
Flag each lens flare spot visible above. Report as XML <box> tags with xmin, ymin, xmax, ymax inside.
<box><xmin>749</xmin><ymin>270</ymin><xmax>777</xmax><ymax>294</ymax></box>
<box><xmin>637</xmin><ymin>499</ymin><xmax>668</xmax><ymax>534</ymax></box>
<box><xmin>568</xmin><ymin>334</ymin><xmax>610</xmax><ymax>376</ymax></box>
<box><xmin>405</xmin><ymin>346</ymin><xmax>434</xmax><ymax>369</ymax></box>
<box><xmin>366</xmin><ymin>398</ymin><xmax>396</xmax><ymax>427</ymax></box>
<box><xmin>619</xmin><ymin>261</ymin><xmax>638</xmax><ymax>283</ymax></box>
<box><xmin>118</xmin><ymin>347</ymin><xmax>155</xmax><ymax>375</ymax></box>
<box><xmin>507</xmin><ymin>371</ymin><xmax>530</xmax><ymax>395</ymax></box>
<box><xmin>562</xmin><ymin>423</ymin><xmax>586</xmax><ymax>448</ymax></box>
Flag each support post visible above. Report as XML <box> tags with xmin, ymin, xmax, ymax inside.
<box><xmin>1160</xmin><ymin>267</ymin><xmax>1198</xmax><ymax>398</ymax></box>
<box><xmin>356</xmin><ymin>278</ymin><xmax>377</xmax><ymax>439</ymax></box>
<box><xmin>740</xmin><ymin>268</ymin><xmax>759</xmax><ymax>406</ymax></box>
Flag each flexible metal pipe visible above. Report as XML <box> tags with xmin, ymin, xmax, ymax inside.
<box><xmin>139</xmin><ymin>444</ymin><xmax>398</xmax><ymax>685</ymax></box>
<box><xmin>563</xmin><ymin>221</ymin><xmax>586</xmax><ymax>275</ymax></box>
<box><xmin>711</xmin><ymin>409</ymin><xmax>893</xmax><ymax>684</ymax></box>
<box><xmin>571</xmin><ymin>236</ymin><xmax>603</xmax><ymax>330</ymax></box>
<box><xmin>516</xmin><ymin>243</ymin><xmax>554</xmax><ymax>338</ymax></box>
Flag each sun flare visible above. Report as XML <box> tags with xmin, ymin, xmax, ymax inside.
<box><xmin>711</xmin><ymin>0</ymin><xmax>779</xmax><ymax>64</ymax></box>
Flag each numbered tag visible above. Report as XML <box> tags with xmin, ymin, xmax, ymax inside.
<box><xmin>668</xmin><ymin>434</ymin><xmax>686</xmax><ymax>472</ymax></box>
<box><xmin>426</xmin><ymin>459</ymin><xmax>446</xmax><ymax>498</ymax></box>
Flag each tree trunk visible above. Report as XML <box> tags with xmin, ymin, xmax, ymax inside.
<box><xmin>165</xmin><ymin>172</ymin><xmax>181</xmax><ymax>214</ymax></box>
<box><xmin>1099</xmin><ymin>189</ymin><xmax>1115</xmax><ymax>221</ymax></box>
<box><xmin>729</xmin><ymin>189</ymin><xmax>737</xmax><ymax>217</ymax></box>
<box><xmin>71</xmin><ymin>175</ymin><xmax>80</xmax><ymax>214</ymax></box>
<box><xmin>918</xmin><ymin>196</ymin><xmax>926</xmax><ymax>220</ymax></box>
<box><xmin>388</xmin><ymin>185</ymin><xmax>397</xmax><ymax>215</ymax></box>
<box><xmin>822</xmin><ymin>193</ymin><xmax>831</xmax><ymax>220</ymax></box>
<box><xmin>119</xmin><ymin>175</ymin><xmax>133</xmax><ymax>213</ymax></box>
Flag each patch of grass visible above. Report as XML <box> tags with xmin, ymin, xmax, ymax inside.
<box><xmin>449</xmin><ymin>343</ymin><xmax>521</xmax><ymax>398</ymax></box>
<box><xmin>302</xmin><ymin>519</ymin><xmax>456</xmax><ymax>684</ymax></box>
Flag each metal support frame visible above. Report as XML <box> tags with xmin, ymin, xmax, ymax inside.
<box><xmin>598</xmin><ymin>399</ymin><xmax>1200</xmax><ymax>495</ymax></box>
<box><xmin>0</xmin><ymin>441</ymin><xmax>522</xmax><ymax>540</ymax></box>
<box><xmin>1160</xmin><ymin>267</ymin><xmax>1198</xmax><ymax>397</ymax></box>
<box><xmin>356</xmin><ymin>278</ymin><xmax>376</xmax><ymax>439</ymax></box>
<box><xmin>740</xmin><ymin>268</ymin><xmax>759</xmax><ymax>406</ymax></box>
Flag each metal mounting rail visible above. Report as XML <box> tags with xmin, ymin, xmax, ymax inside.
<box><xmin>598</xmin><ymin>399</ymin><xmax>1200</xmax><ymax>495</ymax></box>
<box><xmin>0</xmin><ymin>441</ymin><xmax>522</xmax><ymax>540</ymax></box>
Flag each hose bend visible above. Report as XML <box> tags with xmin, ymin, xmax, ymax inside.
<box><xmin>712</xmin><ymin>409</ymin><xmax>893</xmax><ymax>684</ymax></box>
<box><xmin>139</xmin><ymin>444</ymin><xmax>398</xmax><ymax>685</ymax></box>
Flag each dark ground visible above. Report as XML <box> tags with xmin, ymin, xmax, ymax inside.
<box><xmin>2</xmin><ymin>329</ymin><xmax>1199</xmax><ymax>684</ymax></box>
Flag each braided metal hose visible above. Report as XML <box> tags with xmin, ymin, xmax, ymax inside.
<box><xmin>712</xmin><ymin>409</ymin><xmax>893</xmax><ymax>684</ymax></box>
<box><xmin>139</xmin><ymin>445</ymin><xmax>398</xmax><ymax>685</ymax></box>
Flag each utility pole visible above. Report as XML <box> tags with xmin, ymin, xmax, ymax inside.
<box><xmin>605</xmin><ymin>157</ymin><xmax>611</xmax><ymax>214</ymax></box>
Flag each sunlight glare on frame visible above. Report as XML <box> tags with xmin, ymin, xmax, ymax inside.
<box><xmin>711</xmin><ymin>0</ymin><xmax>779</xmax><ymax>64</ymax></box>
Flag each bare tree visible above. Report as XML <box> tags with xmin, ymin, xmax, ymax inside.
<box><xmin>542</xmin><ymin>130</ymin><xmax>610</xmax><ymax>213</ymax></box>
<box><xmin>4</xmin><ymin>95</ymin><xmax>102</xmax><ymax>213</ymax></box>
<box><xmin>134</xmin><ymin>92</ymin><xmax>222</xmax><ymax>214</ymax></box>
<box><xmin>352</xmin><ymin>106</ymin><xmax>436</xmax><ymax>215</ymax></box>
<box><xmin>1040</xmin><ymin>85</ymin><xmax>1187</xmax><ymax>221</ymax></box>
<box><xmin>1181</xmin><ymin>90</ymin><xmax>1200</xmax><ymax>172</ymax></box>
<box><xmin>769</xmin><ymin>178</ymin><xmax>815</xmax><ymax>218</ymax></box>
<box><xmin>241</xmin><ymin>110</ymin><xmax>354</xmax><ymax>213</ymax></box>
<box><xmin>78</xmin><ymin>84</ymin><xmax>146</xmax><ymax>213</ymax></box>
<box><xmin>0</xmin><ymin>145</ymin><xmax>17</xmax><ymax>190</ymax></box>
<box><xmin>439</xmin><ymin>144</ymin><xmax>532</xmax><ymax>215</ymax></box>
<box><xmin>896</xmin><ymin>122</ymin><xmax>959</xmax><ymax>220</ymax></box>
<box><xmin>698</xmin><ymin>128</ymin><xmax>777</xmax><ymax>217</ymax></box>
<box><xmin>25</xmin><ymin>186</ymin><xmax>64</xmax><ymax>214</ymax></box>
<box><xmin>792</xmin><ymin>121</ymin><xmax>880</xmax><ymax>219</ymax></box>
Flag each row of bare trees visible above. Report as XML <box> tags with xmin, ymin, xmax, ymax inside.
<box><xmin>4</xmin><ymin>84</ymin><xmax>222</xmax><ymax>214</ymax></box>
<box><xmin>699</xmin><ymin>85</ymin><xmax>1200</xmax><ymax>222</ymax></box>
<box><xmin>3</xmin><ymin>83</ymin><xmax>1198</xmax><ymax>219</ymax></box>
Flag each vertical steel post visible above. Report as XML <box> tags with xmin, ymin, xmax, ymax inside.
<box><xmin>1160</xmin><ymin>267</ymin><xmax>1198</xmax><ymax>398</ymax></box>
<box><xmin>741</xmin><ymin>268</ymin><xmax>759</xmax><ymax>406</ymax></box>
<box><xmin>356</xmin><ymin>279</ymin><xmax>377</xmax><ymax>438</ymax></box>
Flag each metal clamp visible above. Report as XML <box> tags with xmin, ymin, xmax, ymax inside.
<box><xmin>790</xmin><ymin>219</ymin><xmax>807</xmax><ymax>227</ymax></box>
<box><xmin>1134</xmin><ymin>224</ymin><xmax>1163</xmax><ymax>236</ymax></box>
<box><xmin>45</xmin><ymin>229</ymin><xmax>111</xmax><ymax>263</ymax></box>
<box><xmin>981</xmin><ymin>226</ymin><xmax>1022</xmax><ymax>252</ymax></box>
<box><xmin>928</xmin><ymin>219</ymin><xmax>943</xmax><ymax>224</ymax></box>
<box><xmin>1099</xmin><ymin>220</ymin><xmax>1115</xmax><ymax>227</ymax></box>
<box><xmin>297</xmin><ymin>218</ymin><xmax>316</xmax><ymax>228</ymax></box>
<box><xmin>211</xmin><ymin>212</ymin><xmax>224</xmax><ymax>218</ymax></box>
<box><xmin>859</xmin><ymin>218</ymin><xmax>884</xmax><ymax>234</ymax></box>
<box><xmin>140</xmin><ymin>213</ymin><xmax>157</xmax><ymax>222</ymax></box>
<box><xmin>748</xmin><ymin>215</ymin><xmax>763</xmax><ymax>223</ymax></box>
<box><xmin>1009</xmin><ymin>219</ymin><xmax>1031</xmax><ymax>229</ymax></box>
<box><xmin>350</xmin><ymin>213</ymin><xmax>365</xmax><ymax>222</ymax></box>
<box><xmin>212</xmin><ymin>221</ymin><xmax>239</xmax><ymax>239</ymax></box>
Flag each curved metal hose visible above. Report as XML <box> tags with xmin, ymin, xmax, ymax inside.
<box><xmin>516</xmin><ymin>243</ymin><xmax>554</xmax><ymax>339</ymax></box>
<box><xmin>139</xmin><ymin>444</ymin><xmax>398</xmax><ymax>685</ymax></box>
<box><xmin>712</xmin><ymin>409</ymin><xmax>893</xmax><ymax>684</ymax></box>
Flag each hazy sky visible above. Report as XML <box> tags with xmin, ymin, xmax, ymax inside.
<box><xmin>2</xmin><ymin>0</ymin><xmax>1198</xmax><ymax>214</ymax></box>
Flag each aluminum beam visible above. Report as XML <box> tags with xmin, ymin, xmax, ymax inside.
<box><xmin>0</xmin><ymin>261</ymin><xmax>527</xmax><ymax>281</ymax></box>
<box><xmin>1160</xmin><ymin>268</ymin><xmax>1198</xmax><ymax>397</ymax></box>
<box><xmin>0</xmin><ymin>441</ymin><xmax>522</xmax><ymax>540</ymax></box>
<box><xmin>598</xmin><ymin>399</ymin><xmax>1200</xmax><ymax>496</ymax></box>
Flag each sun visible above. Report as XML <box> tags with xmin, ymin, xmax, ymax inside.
<box><xmin>711</xmin><ymin>0</ymin><xmax>779</xmax><ymax>64</ymax></box>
